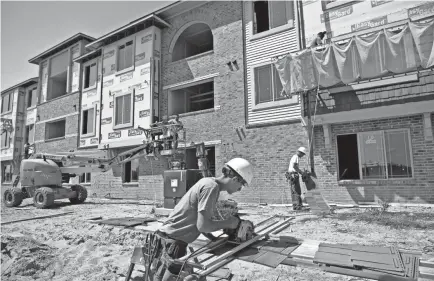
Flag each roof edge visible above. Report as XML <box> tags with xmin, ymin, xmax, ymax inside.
<box><xmin>28</xmin><ymin>33</ymin><xmax>95</xmax><ymax>65</ymax></box>
<box><xmin>1</xmin><ymin>77</ymin><xmax>39</xmax><ymax>94</ymax></box>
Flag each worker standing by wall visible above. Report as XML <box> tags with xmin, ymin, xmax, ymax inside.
<box><xmin>147</xmin><ymin>158</ymin><xmax>254</xmax><ymax>281</ymax></box>
<box><xmin>286</xmin><ymin>147</ymin><xmax>306</xmax><ymax>211</ymax></box>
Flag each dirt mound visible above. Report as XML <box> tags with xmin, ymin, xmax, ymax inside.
<box><xmin>1</xmin><ymin>234</ymin><xmax>57</xmax><ymax>280</ymax></box>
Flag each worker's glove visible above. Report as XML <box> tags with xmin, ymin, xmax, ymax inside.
<box><xmin>224</xmin><ymin>219</ymin><xmax>255</xmax><ymax>243</ymax></box>
<box><xmin>301</xmin><ymin>170</ymin><xmax>310</xmax><ymax>183</ymax></box>
<box><xmin>285</xmin><ymin>171</ymin><xmax>291</xmax><ymax>180</ymax></box>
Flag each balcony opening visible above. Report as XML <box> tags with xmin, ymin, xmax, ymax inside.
<box><xmin>168</xmin><ymin>81</ymin><xmax>214</xmax><ymax>116</ymax></box>
<box><xmin>45</xmin><ymin>119</ymin><xmax>66</xmax><ymax>140</ymax></box>
<box><xmin>48</xmin><ymin>51</ymin><xmax>69</xmax><ymax>100</ymax></box>
<box><xmin>172</xmin><ymin>23</ymin><xmax>213</xmax><ymax>62</ymax></box>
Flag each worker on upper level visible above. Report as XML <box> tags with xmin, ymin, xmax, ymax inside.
<box><xmin>149</xmin><ymin>157</ymin><xmax>254</xmax><ymax>281</ymax></box>
<box><xmin>287</xmin><ymin>147</ymin><xmax>306</xmax><ymax>211</ymax></box>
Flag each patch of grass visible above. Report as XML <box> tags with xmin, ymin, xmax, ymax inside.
<box><xmin>337</xmin><ymin>210</ymin><xmax>434</xmax><ymax>230</ymax></box>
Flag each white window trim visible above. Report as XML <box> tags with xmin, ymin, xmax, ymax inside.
<box><xmin>25</xmin><ymin>124</ymin><xmax>35</xmax><ymax>144</ymax></box>
<box><xmin>113</xmin><ymin>90</ymin><xmax>134</xmax><ymax>130</ymax></box>
<box><xmin>1</xmin><ymin>92</ymin><xmax>14</xmax><ymax>115</ymax></box>
<box><xmin>336</xmin><ymin>128</ymin><xmax>414</xmax><ymax>181</ymax></box>
<box><xmin>250</xmin><ymin>60</ymin><xmax>298</xmax><ymax>111</ymax></box>
<box><xmin>45</xmin><ymin>118</ymin><xmax>66</xmax><ymax>141</ymax></box>
<box><xmin>116</xmin><ymin>38</ymin><xmax>136</xmax><ymax>75</ymax></box>
<box><xmin>2</xmin><ymin>163</ymin><xmax>13</xmax><ymax>183</ymax></box>
<box><xmin>27</xmin><ymin>87</ymin><xmax>37</xmax><ymax>109</ymax></box>
<box><xmin>248</xmin><ymin>1</ymin><xmax>295</xmax><ymax>41</ymax></box>
<box><xmin>1</xmin><ymin>130</ymin><xmax>11</xmax><ymax>149</ymax></box>
<box><xmin>80</xmin><ymin>105</ymin><xmax>97</xmax><ymax>138</ymax></box>
<box><xmin>123</xmin><ymin>158</ymin><xmax>139</xmax><ymax>183</ymax></box>
<box><xmin>323</xmin><ymin>0</ymin><xmax>360</xmax><ymax>11</ymax></box>
<box><xmin>79</xmin><ymin>172</ymin><xmax>91</xmax><ymax>184</ymax></box>
<box><xmin>82</xmin><ymin>59</ymin><xmax>98</xmax><ymax>92</ymax></box>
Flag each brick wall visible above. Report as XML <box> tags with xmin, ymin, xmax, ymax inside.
<box><xmin>313</xmin><ymin>113</ymin><xmax>434</xmax><ymax>204</ymax></box>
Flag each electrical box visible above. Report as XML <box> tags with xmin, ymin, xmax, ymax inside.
<box><xmin>163</xmin><ymin>169</ymin><xmax>202</xmax><ymax>209</ymax></box>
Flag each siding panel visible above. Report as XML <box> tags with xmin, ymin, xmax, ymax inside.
<box><xmin>244</xmin><ymin>1</ymin><xmax>301</xmax><ymax>125</ymax></box>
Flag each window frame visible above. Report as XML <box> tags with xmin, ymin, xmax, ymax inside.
<box><xmin>25</xmin><ymin>124</ymin><xmax>35</xmax><ymax>144</ymax></box>
<box><xmin>322</xmin><ymin>0</ymin><xmax>361</xmax><ymax>11</ymax></box>
<box><xmin>80</xmin><ymin>105</ymin><xmax>97</xmax><ymax>138</ymax></box>
<box><xmin>45</xmin><ymin>118</ymin><xmax>66</xmax><ymax>141</ymax></box>
<box><xmin>336</xmin><ymin>128</ymin><xmax>414</xmax><ymax>181</ymax></box>
<box><xmin>123</xmin><ymin>158</ymin><xmax>139</xmax><ymax>183</ymax></box>
<box><xmin>1</xmin><ymin>130</ymin><xmax>11</xmax><ymax>149</ymax></box>
<box><xmin>249</xmin><ymin>1</ymin><xmax>295</xmax><ymax>40</ymax></box>
<box><xmin>250</xmin><ymin>60</ymin><xmax>298</xmax><ymax>111</ymax></box>
<box><xmin>116</xmin><ymin>38</ymin><xmax>136</xmax><ymax>75</ymax></box>
<box><xmin>47</xmin><ymin>50</ymin><xmax>69</xmax><ymax>101</ymax></box>
<box><xmin>1</xmin><ymin>92</ymin><xmax>14</xmax><ymax>114</ymax></box>
<box><xmin>113</xmin><ymin>90</ymin><xmax>134</xmax><ymax>130</ymax></box>
<box><xmin>79</xmin><ymin>172</ymin><xmax>91</xmax><ymax>184</ymax></box>
<box><xmin>27</xmin><ymin>87</ymin><xmax>37</xmax><ymax>109</ymax></box>
<box><xmin>82</xmin><ymin>59</ymin><xmax>98</xmax><ymax>91</ymax></box>
<box><xmin>2</xmin><ymin>163</ymin><xmax>13</xmax><ymax>183</ymax></box>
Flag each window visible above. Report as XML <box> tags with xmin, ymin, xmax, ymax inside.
<box><xmin>168</xmin><ymin>81</ymin><xmax>214</xmax><ymax>116</ymax></box>
<box><xmin>254</xmin><ymin>64</ymin><xmax>285</xmax><ymax>104</ymax></box>
<box><xmin>79</xmin><ymin>172</ymin><xmax>91</xmax><ymax>183</ymax></box>
<box><xmin>2</xmin><ymin>163</ymin><xmax>12</xmax><ymax>183</ymax></box>
<box><xmin>185</xmin><ymin>146</ymin><xmax>216</xmax><ymax>176</ymax></box>
<box><xmin>337</xmin><ymin>129</ymin><xmax>413</xmax><ymax>180</ymax></box>
<box><xmin>117</xmin><ymin>41</ymin><xmax>134</xmax><ymax>71</ymax></box>
<box><xmin>45</xmin><ymin>119</ymin><xmax>66</xmax><ymax>140</ymax></box>
<box><xmin>81</xmin><ymin>108</ymin><xmax>95</xmax><ymax>136</ymax></box>
<box><xmin>27</xmin><ymin>88</ymin><xmax>37</xmax><ymax>108</ymax></box>
<box><xmin>1</xmin><ymin>92</ymin><xmax>13</xmax><ymax>113</ymax></box>
<box><xmin>253</xmin><ymin>1</ymin><xmax>292</xmax><ymax>34</ymax></box>
<box><xmin>48</xmin><ymin>51</ymin><xmax>69</xmax><ymax>100</ymax></box>
<box><xmin>114</xmin><ymin>93</ymin><xmax>133</xmax><ymax>128</ymax></box>
<box><xmin>1</xmin><ymin>131</ymin><xmax>11</xmax><ymax>148</ymax></box>
<box><xmin>172</xmin><ymin>23</ymin><xmax>213</xmax><ymax>62</ymax></box>
<box><xmin>123</xmin><ymin>158</ymin><xmax>139</xmax><ymax>183</ymax></box>
<box><xmin>25</xmin><ymin>124</ymin><xmax>35</xmax><ymax>144</ymax></box>
<box><xmin>84</xmin><ymin>63</ymin><xmax>97</xmax><ymax>89</ymax></box>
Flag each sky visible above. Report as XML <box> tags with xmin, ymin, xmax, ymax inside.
<box><xmin>1</xmin><ymin>1</ymin><xmax>173</xmax><ymax>91</ymax></box>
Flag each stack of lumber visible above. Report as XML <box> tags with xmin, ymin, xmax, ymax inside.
<box><xmin>313</xmin><ymin>244</ymin><xmax>421</xmax><ymax>279</ymax></box>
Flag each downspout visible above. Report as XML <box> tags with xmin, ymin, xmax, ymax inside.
<box><xmin>98</xmin><ymin>50</ymin><xmax>104</xmax><ymax>152</ymax></box>
<box><xmin>241</xmin><ymin>1</ymin><xmax>249</xmax><ymax>126</ymax></box>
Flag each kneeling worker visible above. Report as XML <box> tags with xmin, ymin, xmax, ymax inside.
<box><xmin>149</xmin><ymin>158</ymin><xmax>254</xmax><ymax>281</ymax></box>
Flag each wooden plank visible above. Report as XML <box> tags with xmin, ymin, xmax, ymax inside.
<box><xmin>314</xmin><ymin>251</ymin><xmax>353</xmax><ymax>268</ymax></box>
<box><xmin>351</xmin><ymin>250</ymin><xmax>404</xmax><ymax>271</ymax></box>
<box><xmin>352</xmin><ymin>259</ymin><xmax>405</xmax><ymax>273</ymax></box>
<box><xmin>202</xmin><ymin>219</ymin><xmax>292</xmax><ymax>269</ymax></box>
<box><xmin>1</xmin><ymin>212</ymin><xmax>74</xmax><ymax>225</ymax></box>
<box><xmin>318</xmin><ymin>245</ymin><xmax>353</xmax><ymax>255</ymax></box>
<box><xmin>290</xmin><ymin>241</ymin><xmax>320</xmax><ymax>260</ymax></box>
<box><xmin>252</xmin><ymin>252</ymin><xmax>287</xmax><ymax>268</ymax></box>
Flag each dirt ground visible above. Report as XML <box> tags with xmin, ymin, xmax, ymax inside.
<box><xmin>1</xmin><ymin>197</ymin><xmax>434</xmax><ymax>281</ymax></box>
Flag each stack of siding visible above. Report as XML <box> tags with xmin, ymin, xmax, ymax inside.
<box><xmin>313</xmin><ymin>243</ymin><xmax>420</xmax><ymax>280</ymax></box>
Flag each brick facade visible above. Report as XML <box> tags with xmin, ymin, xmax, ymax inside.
<box><xmin>313</xmin><ymin>114</ymin><xmax>434</xmax><ymax>204</ymax></box>
<box><xmin>84</xmin><ymin>1</ymin><xmax>309</xmax><ymax>204</ymax></box>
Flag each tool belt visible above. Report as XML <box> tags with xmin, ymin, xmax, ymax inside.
<box><xmin>146</xmin><ymin>230</ymin><xmax>188</xmax><ymax>280</ymax></box>
<box><xmin>285</xmin><ymin>171</ymin><xmax>299</xmax><ymax>184</ymax></box>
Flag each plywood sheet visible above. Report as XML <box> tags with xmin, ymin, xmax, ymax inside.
<box><xmin>290</xmin><ymin>241</ymin><xmax>320</xmax><ymax>259</ymax></box>
<box><xmin>314</xmin><ymin>251</ymin><xmax>353</xmax><ymax>268</ymax></box>
<box><xmin>94</xmin><ymin>217</ymin><xmax>156</xmax><ymax>227</ymax></box>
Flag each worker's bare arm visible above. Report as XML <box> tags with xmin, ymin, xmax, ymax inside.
<box><xmin>197</xmin><ymin>211</ymin><xmax>239</xmax><ymax>233</ymax></box>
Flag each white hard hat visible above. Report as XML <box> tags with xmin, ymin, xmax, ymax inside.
<box><xmin>297</xmin><ymin>147</ymin><xmax>307</xmax><ymax>154</ymax></box>
<box><xmin>225</xmin><ymin>158</ymin><xmax>253</xmax><ymax>187</ymax></box>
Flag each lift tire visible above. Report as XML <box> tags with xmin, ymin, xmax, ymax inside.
<box><xmin>3</xmin><ymin>188</ymin><xmax>23</xmax><ymax>208</ymax></box>
<box><xmin>33</xmin><ymin>187</ymin><xmax>55</xmax><ymax>209</ymax></box>
<box><xmin>69</xmin><ymin>185</ymin><xmax>88</xmax><ymax>204</ymax></box>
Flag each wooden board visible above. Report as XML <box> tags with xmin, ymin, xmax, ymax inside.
<box><xmin>253</xmin><ymin>251</ymin><xmax>288</xmax><ymax>268</ymax></box>
<box><xmin>351</xmin><ymin>246</ymin><xmax>405</xmax><ymax>273</ymax></box>
<box><xmin>290</xmin><ymin>240</ymin><xmax>320</xmax><ymax>259</ymax></box>
<box><xmin>93</xmin><ymin>217</ymin><xmax>156</xmax><ymax>227</ymax></box>
<box><xmin>314</xmin><ymin>251</ymin><xmax>353</xmax><ymax>268</ymax></box>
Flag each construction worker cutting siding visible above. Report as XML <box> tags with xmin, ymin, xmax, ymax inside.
<box><xmin>287</xmin><ymin>147</ymin><xmax>306</xmax><ymax>210</ymax></box>
<box><xmin>146</xmin><ymin>157</ymin><xmax>254</xmax><ymax>281</ymax></box>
